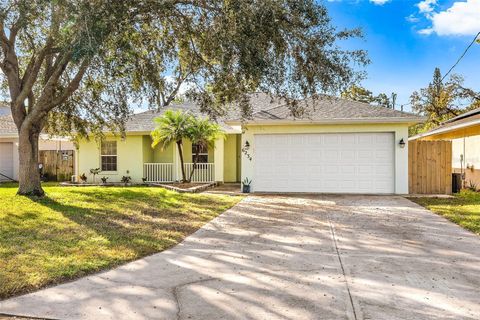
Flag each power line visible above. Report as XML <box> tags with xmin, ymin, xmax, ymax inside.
<box><xmin>442</xmin><ymin>31</ymin><xmax>480</xmax><ymax>82</ymax></box>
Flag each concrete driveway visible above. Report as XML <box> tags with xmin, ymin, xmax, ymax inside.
<box><xmin>1</xmin><ymin>195</ymin><xmax>479</xmax><ymax>320</ymax></box>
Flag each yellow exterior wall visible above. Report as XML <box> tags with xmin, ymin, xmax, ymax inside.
<box><xmin>153</xmin><ymin>143</ymin><xmax>174</xmax><ymax>163</ymax></box>
<box><xmin>223</xmin><ymin>134</ymin><xmax>239</xmax><ymax>182</ymax></box>
<box><xmin>142</xmin><ymin>136</ymin><xmax>153</xmax><ymax>163</ymax></box>
<box><xmin>183</xmin><ymin>140</ymin><xmax>192</xmax><ymax>162</ymax></box>
<box><xmin>77</xmin><ymin>135</ymin><xmax>146</xmax><ymax>183</ymax></box>
<box><xmin>77</xmin><ymin>134</ymin><xmax>220</xmax><ymax>183</ymax></box>
<box><xmin>236</xmin><ymin>134</ymin><xmax>242</xmax><ymax>181</ymax></box>
<box><xmin>241</xmin><ymin>123</ymin><xmax>410</xmax><ymax>194</ymax></box>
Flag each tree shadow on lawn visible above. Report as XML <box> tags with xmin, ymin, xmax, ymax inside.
<box><xmin>34</xmin><ymin>188</ymin><xmax>237</xmax><ymax>254</ymax></box>
<box><xmin>0</xmin><ymin>187</ymin><xmax>240</xmax><ymax>299</ymax></box>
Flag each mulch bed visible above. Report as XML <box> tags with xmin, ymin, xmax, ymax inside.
<box><xmin>152</xmin><ymin>182</ymin><xmax>217</xmax><ymax>193</ymax></box>
<box><xmin>163</xmin><ymin>183</ymin><xmax>201</xmax><ymax>189</ymax></box>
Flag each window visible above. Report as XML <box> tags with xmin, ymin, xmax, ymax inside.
<box><xmin>101</xmin><ymin>141</ymin><xmax>117</xmax><ymax>171</ymax></box>
<box><xmin>192</xmin><ymin>143</ymin><xmax>208</xmax><ymax>163</ymax></box>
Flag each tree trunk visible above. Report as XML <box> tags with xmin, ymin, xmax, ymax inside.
<box><xmin>188</xmin><ymin>150</ymin><xmax>200</xmax><ymax>182</ymax></box>
<box><xmin>17</xmin><ymin>128</ymin><xmax>44</xmax><ymax>196</ymax></box>
<box><xmin>176</xmin><ymin>140</ymin><xmax>187</xmax><ymax>183</ymax></box>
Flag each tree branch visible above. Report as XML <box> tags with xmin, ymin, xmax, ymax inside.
<box><xmin>16</xmin><ymin>43</ymin><xmax>52</xmax><ymax>108</ymax></box>
<box><xmin>51</xmin><ymin>58</ymin><xmax>90</xmax><ymax>106</ymax></box>
<box><xmin>0</xmin><ymin>20</ymin><xmax>24</xmax><ymax>126</ymax></box>
<box><xmin>163</xmin><ymin>72</ymin><xmax>190</xmax><ymax>107</ymax></box>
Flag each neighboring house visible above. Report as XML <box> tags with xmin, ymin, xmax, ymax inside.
<box><xmin>0</xmin><ymin>111</ymin><xmax>75</xmax><ymax>182</ymax></box>
<box><xmin>0</xmin><ymin>106</ymin><xmax>10</xmax><ymax>116</ymax></box>
<box><xmin>410</xmin><ymin>107</ymin><xmax>480</xmax><ymax>188</ymax></box>
<box><xmin>77</xmin><ymin>93</ymin><xmax>423</xmax><ymax>194</ymax></box>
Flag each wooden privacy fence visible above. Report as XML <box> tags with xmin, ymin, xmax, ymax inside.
<box><xmin>409</xmin><ymin>140</ymin><xmax>452</xmax><ymax>194</ymax></box>
<box><xmin>39</xmin><ymin>150</ymin><xmax>75</xmax><ymax>182</ymax></box>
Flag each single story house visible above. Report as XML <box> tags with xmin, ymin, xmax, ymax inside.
<box><xmin>0</xmin><ymin>108</ymin><xmax>74</xmax><ymax>182</ymax></box>
<box><xmin>410</xmin><ymin>107</ymin><xmax>480</xmax><ymax>188</ymax></box>
<box><xmin>76</xmin><ymin>93</ymin><xmax>423</xmax><ymax>194</ymax></box>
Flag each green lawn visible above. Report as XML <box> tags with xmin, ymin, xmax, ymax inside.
<box><xmin>410</xmin><ymin>190</ymin><xmax>480</xmax><ymax>235</ymax></box>
<box><xmin>0</xmin><ymin>183</ymin><xmax>242</xmax><ymax>300</ymax></box>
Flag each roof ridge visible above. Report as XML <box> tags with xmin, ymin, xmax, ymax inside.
<box><xmin>248</xmin><ymin>94</ymin><xmax>417</xmax><ymax>118</ymax></box>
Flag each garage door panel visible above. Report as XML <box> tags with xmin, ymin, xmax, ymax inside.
<box><xmin>254</xmin><ymin>133</ymin><xmax>395</xmax><ymax>194</ymax></box>
<box><xmin>341</xmin><ymin>166</ymin><xmax>356</xmax><ymax>174</ymax></box>
<box><xmin>341</xmin><ymin>134</ymin><xmax>356</xmax><ymax>144</ymax></box>
<box><xmin>324</xmin><ymin>135</ymin><xmax>340</xmax><ymax>145</ymax></box>
<box><xmin>375</xmin><ymin>165</ymin><xmax>393</xmax><ymax>175</ymax></box>
<box><xmin>324</xmin><ymin>150</ymin><xmax>339</xmax><ymax>161</ymax></box>
<box><xmin>307</xmin><ymin>135</ymin><xmax>322</xmax><ymax>144</ymax></box>
<box><xmin>0</xmin><ymin>142</ymin><xmax>14</xmax><ymax>181</ymax></box>
<box><xmin>358</xmin><ymin>134</ymin><xmax>376</xmax><ymax>144</ymax></box>
<box><xmin>358</xmin><ymin>165</ymin><xmax>374</xmax><ymax>174</ymax></box>
<box><xmin>375</xmin><ymin>150</ymin><xmax>392</xmax><ymax>160</ymax></box>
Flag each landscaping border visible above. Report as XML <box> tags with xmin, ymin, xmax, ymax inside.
<box><xmin>151</xmin><ymin>182</ymin><xmax>218</xmax><ymax>193</ymax></box>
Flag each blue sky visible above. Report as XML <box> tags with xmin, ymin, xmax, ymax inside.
<box><xmin>324</xmin><ymin>0</ymin><xmax>480</xmax><ymax>111</ymax></box>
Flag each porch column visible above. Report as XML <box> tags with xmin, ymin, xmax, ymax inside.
<box><xmin>173</xmin><ymin>143</ymin><xmax>180</xmax><ymax>181</ymax></box>
<box><xmin>214</xmin><ymin>138</ymin><xmax>224</xmax><ymax>182</ymax></box>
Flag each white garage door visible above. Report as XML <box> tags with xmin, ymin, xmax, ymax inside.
<box><xmin>0</xmin><ymin>142</ymin><xmax>14</xmax><ymax>181</ymax></box>
<box><xmin>254</xmin><ymin>133</ymin><xmax>395</xmax><ymax>194</ymax></box>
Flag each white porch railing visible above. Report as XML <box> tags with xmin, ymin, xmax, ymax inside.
<box><xmin>144</xmin><ymin>163</ymin><xmax>174</xmax><ymax>183</ymax></box>
<box><xmin>184</xmin><ymin>163</ymin><xmax>215</xmax><ymax>182</ymax></box>
<box><xmin>144</xmin><ymin>162</ymin><xmax>215</xmax><ymax>183</ymax></box>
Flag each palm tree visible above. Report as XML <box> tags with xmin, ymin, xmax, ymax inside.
<box><xmin>187</xmin><ymin>117</ymin><xmax>224</xmax><ymax>182</ymax></box>
<box><xmin>151</xmin><ymin>110</ymin><xmax>192</xmax><ymax>182</ymax></box>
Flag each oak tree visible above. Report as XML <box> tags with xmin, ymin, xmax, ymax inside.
<box><xmin>0</xmin><ymin>0</ymin><xmax>368</xmax><ymax>195</ymax></box>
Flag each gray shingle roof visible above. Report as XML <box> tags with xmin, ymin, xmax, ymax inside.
<box><xmin>125</xmin><ymin>92</ymin><xmax>285</xmax><ymax>132</ymax></box>
<box><xmin>409</xmin><ymin>107</ymin><xmax>480</xmax><ymax>140</ymax></box>
<box><xmin>443</xmin><ymin>107</ymin><xmax>480</xmax><ymax>124</ymax></box>
<box><xmin>126</xmin><ymin>93</ymin><xmax>422</xmax><ymax>132</ymax></box>
<box><xmin>243</xmin><ymin>96</ymin><xmax>421</xmax><ymax>123</ymax></box>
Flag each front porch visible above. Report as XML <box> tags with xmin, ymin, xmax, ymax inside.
<box><xmin>143</xmin><ymin>133</ymin><xmax>241</xmax><ymax>183</ymax></box>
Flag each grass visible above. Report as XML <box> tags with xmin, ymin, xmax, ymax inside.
<box><xmin>0</xmin><ymin>183</ymin><xmax>243</xmax><ymax>300</ymax></box>
<box><xmin>410</xmin><ymin>190</ymin><xmax>480</xmax><ymax>235</ymax></box>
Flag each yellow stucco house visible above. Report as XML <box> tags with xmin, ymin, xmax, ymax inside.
<box><xmin>410</xmin><ymin>107</ymin><xmax>480</xmax><ymax>188</ymax></box>
<box><xmin>76</xmin><ymin>93</ymin><xmax>423</xmax><ymax>194</ymax></box>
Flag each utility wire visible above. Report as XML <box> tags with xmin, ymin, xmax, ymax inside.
<box><xmin>442</xmin><ymin>31</ymin><xmax>480</xmax><ymax>82</ymax></box>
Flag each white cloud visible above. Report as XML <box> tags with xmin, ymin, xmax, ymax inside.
<box><xmin>405</xmin><ymin>14</ymin><xmax>420</xmax><ymax>23</ymax></box>
<box><xmin>369</xmin><ymin>0</ymin><xmax>390</xmax><ymax>4</ymax></box>
<box><xmin>418</xmin><ymin>28</ymin><xmax>434</xmax><ymax>35</ymax></box>
<box><xmin>417</xmin><ymin>0</ymin><xmax>437</xmax><ymax>13</ymax></box>
<box><xmin>418</xmin><ymin>0</ymin><xmax>480</xmax><ymax>36</ymax></box>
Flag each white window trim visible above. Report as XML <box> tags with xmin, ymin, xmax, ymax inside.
<box><xmin>101</xmin><ymin>141</ymin><xmax>118</xmax><ymax>173</ymax></box>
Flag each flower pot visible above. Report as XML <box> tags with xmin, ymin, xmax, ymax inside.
<box><xmin>242</xmin><ymin>185</ymin><xmax>251</xmax><ymax>193</ymax></box>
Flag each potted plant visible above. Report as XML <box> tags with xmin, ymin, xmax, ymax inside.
<box><xmin>79</xmin><ymin>173</ymin><xmax>88</xmax><ymax>184</ymax></box>
<box><xmin>89</xmin><ymin>168</ymin><xmax>101</xmax><ymax>183</ymax></box>
<box><xmin>100</xmin><ymin>176</ymin><xmax>109</xmax><ymax>185</ymax></box>
<box><xmin>121</xmin><ymin>175</ymin><xmax>132</xmax><ymax>186</ymax></box>
<box><xmin>242</xmin><ymin>178</ymin><xmax>252</xmax><ymax>193</ymax></box>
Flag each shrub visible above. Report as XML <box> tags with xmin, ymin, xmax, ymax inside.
<box><xmin>121</xmin><ymin>176</ymin><xmax>132</xmax><ymax>185</ymax></box>
<box><xmin>79</xmin><ymin>173</ymin><xmax>87</xmax><ymax>183</ymax></box>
